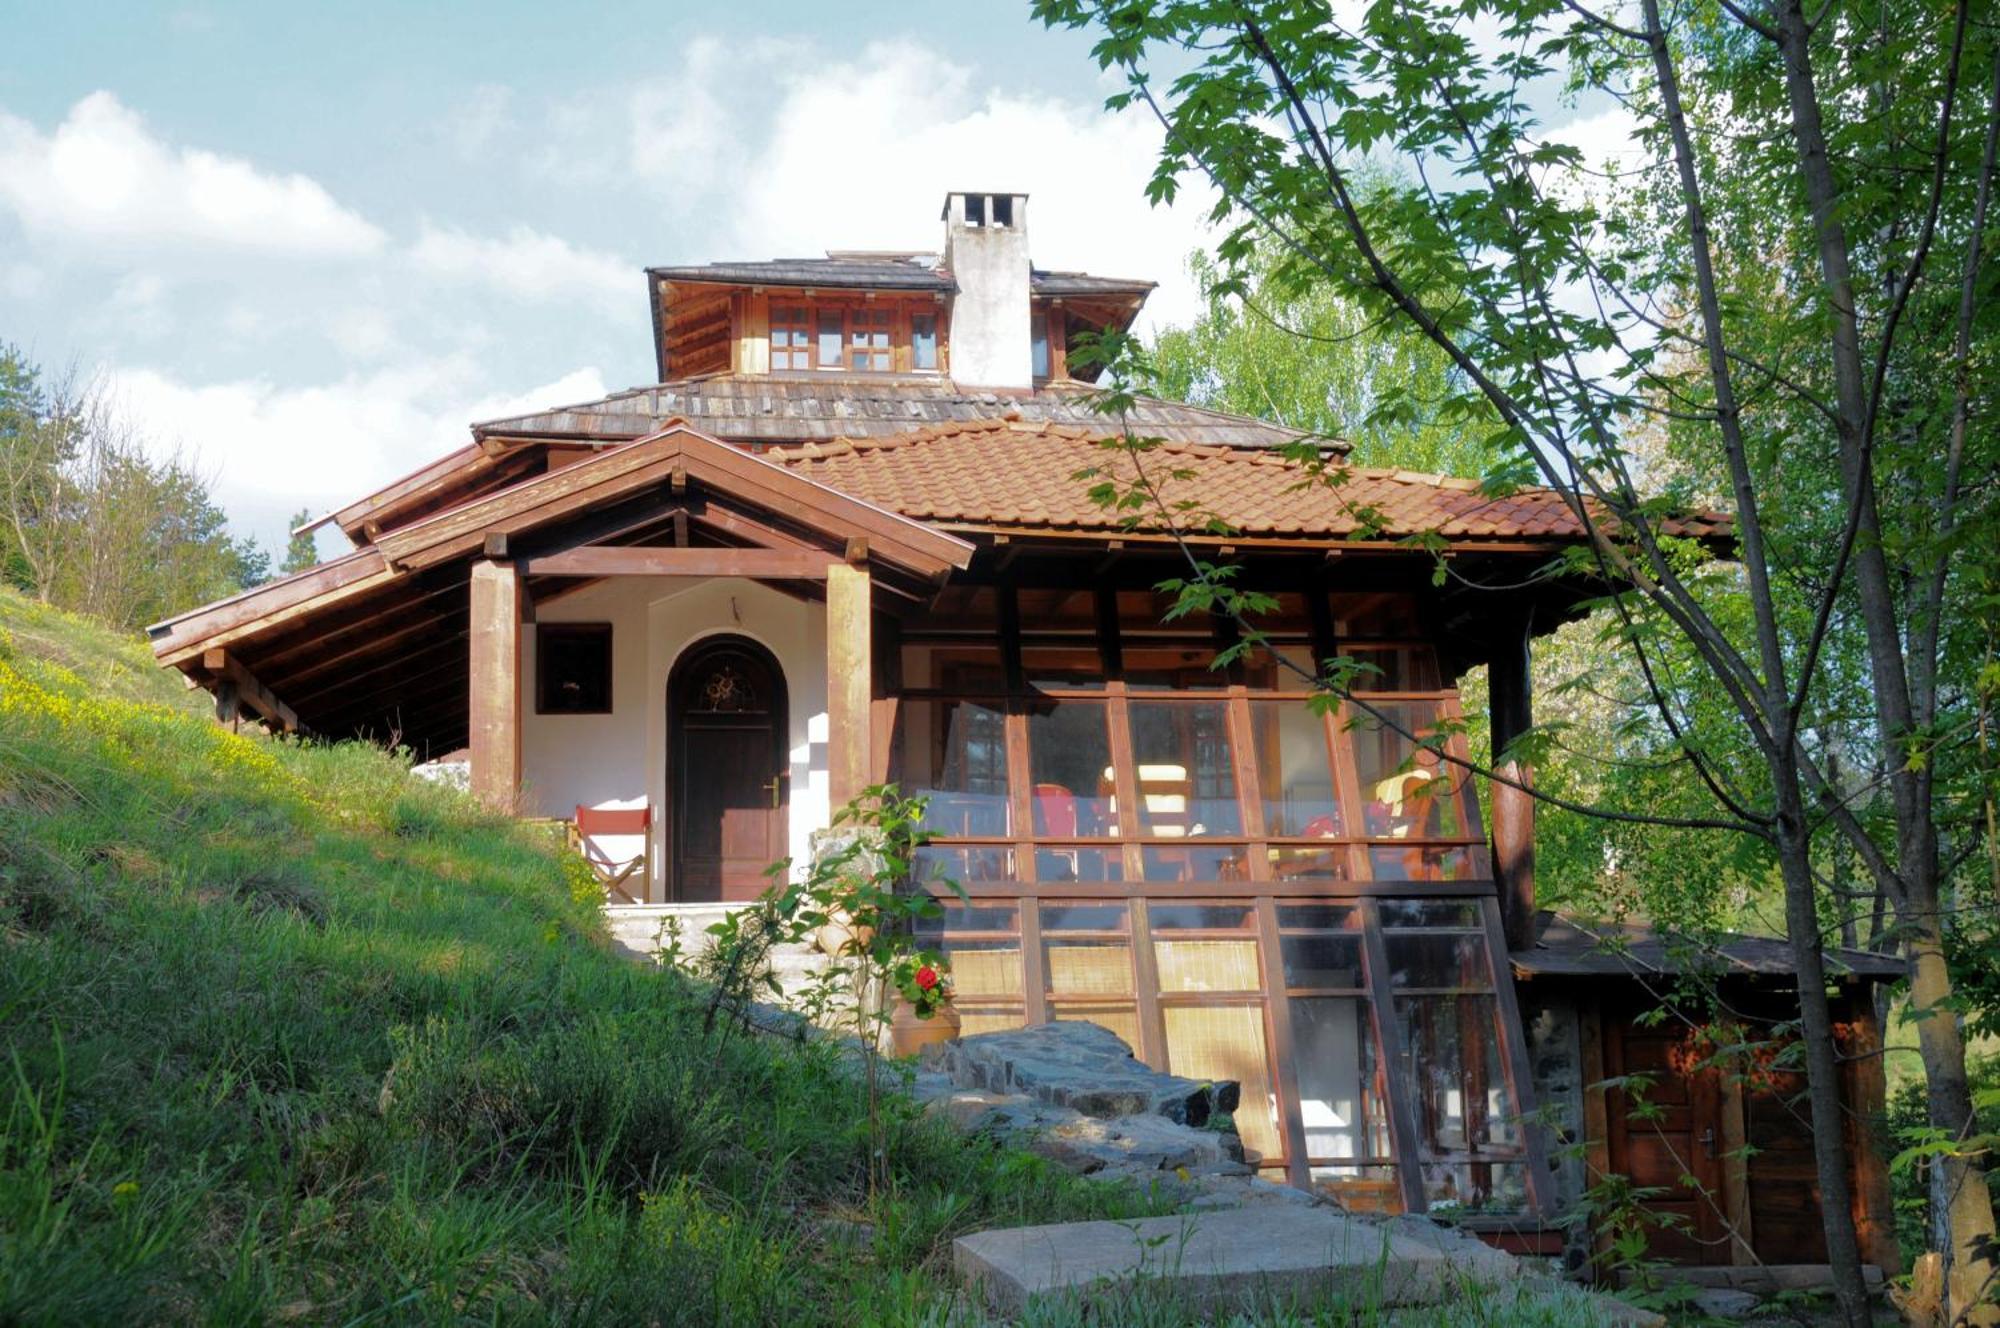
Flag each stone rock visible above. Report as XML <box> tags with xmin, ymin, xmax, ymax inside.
<box><xmin>954</xmin><ymin>1205</ymin><xmax>1521</xmax><ymax>1316</ymax></box>
<box><xmin>922</xmin><ymin>1021</ymin><xmax>1239</xmax><ymax>1125</ymax></box>
<box><xmin>1031</xmin><ymin>1113</ymin><xmax>1234</xmax><ymax>1175</ymax></box>
<box><xmin>1692</xmin><ymin>1288</ymin><xmax>1761</xmax><ymax>1318</ymax></box>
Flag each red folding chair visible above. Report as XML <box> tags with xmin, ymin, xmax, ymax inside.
<box><xmin>570</xmin><ymin>804</ymin><xmax>651</xmax><ymax>904</ymax></box>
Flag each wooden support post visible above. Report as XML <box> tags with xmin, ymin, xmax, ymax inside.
<box><xmin>215</xmin><ymin>678</ymin><xmax>241</xmax><ymax>732</ymax></box>
<box><xmin>469</xmin><ymin>558</ymin><xmax>523</xmax><ymax>813</ymax></box>
<box><xmin>1720</xmin><ymin>1068</ymin><xmax>1757</xmax><ymax>1264</ymax></box>
<box><xmin>1488</xmin><ymin>619</ymin><xmax>1537</xmax><ymax>951</ymax></box>
<box><xmin>826</xmin><ymin>559</ymin><xmax>872</xmax><ymax>807</ymax></box>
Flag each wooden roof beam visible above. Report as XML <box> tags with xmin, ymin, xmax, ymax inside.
<box><xmin>201</xmin><ymin>649</ymin><xmax>301</xmax><ymax>734</ymax></box>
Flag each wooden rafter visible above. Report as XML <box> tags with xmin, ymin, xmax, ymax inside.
<box><xmin>199</xmin><ymin>649</ymin><xmax>300</xmax><ymax>734</ymax></box>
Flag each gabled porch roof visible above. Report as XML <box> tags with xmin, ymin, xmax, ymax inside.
<box><xmin>147</xmin><ymin>422</ymin><xmax>972</xmax><ymax>752</ymax></box>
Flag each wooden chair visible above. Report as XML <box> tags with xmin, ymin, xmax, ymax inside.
<box><xmin>570</xmin><ymin>804</ymin><xmax>651</xmax><ymax>904</ymax></box>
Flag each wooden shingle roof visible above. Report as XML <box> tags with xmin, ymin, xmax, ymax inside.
<box><xmin>472</xmin><ymin>375</ymin><xmax>1316</xmax><ymax>451</ymax></box>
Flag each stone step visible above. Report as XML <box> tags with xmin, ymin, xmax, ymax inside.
<box><xmin>954</xmin><ymin>1206</ymin><xmax>1522</xmax><ymax>1317</ymax></box>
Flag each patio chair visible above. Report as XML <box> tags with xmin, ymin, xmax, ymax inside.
<box><xmin>570</xmin><ymin>804</ymin><xmax>651</xmax><ymax>904</ymax></box>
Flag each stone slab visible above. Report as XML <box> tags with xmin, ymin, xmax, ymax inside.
<box><xmin>954</xmin><ymin>1205</ymin><xmax>1519</xmax><ymax>1316</ymax></box>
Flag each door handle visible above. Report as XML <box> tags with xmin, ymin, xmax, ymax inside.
<box><xmin>1701</xmin><ymin>1126</ymin><xmax>1716</xmax><ymax>1159</ymax></box>
<box><xmin>764</xmin><ymin>775</ymin><xmax>784</xmax><ymax>808</ymax></box>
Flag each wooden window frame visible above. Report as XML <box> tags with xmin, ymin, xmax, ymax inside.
<box><xmin>535</xmin><ymin>622</ymin><xmax>613</xmax><ymax>716</ymax></box>
<box><xmin>762</xmin><ymin>296</ymin><xmax>940</xmax><ymax>376</ymax></box>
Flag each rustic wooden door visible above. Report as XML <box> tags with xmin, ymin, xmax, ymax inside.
<box><xmin>669</xmin><ymin>638</ymin><xmax>787</xmax><ymax>903</ymax></box>
<box><xmin>1602</xmin><ymin>1014</ymin><xmax>1732</xmax><ymax>1265</ymax></box>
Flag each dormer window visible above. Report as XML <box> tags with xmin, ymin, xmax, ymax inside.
<box><xmin>848</xmin><ymin>307</ymin><xmax>893</xmax><ymax>371</ymax></box>
<box><xmin>760</xmin><ymin>296</ymin><xmax>943</xmax><ymax>375</ymax></box>
<box><xmin>771</xmin><ymin>305</ymin><xmax>812</xmax><ymax>370</ymax></box>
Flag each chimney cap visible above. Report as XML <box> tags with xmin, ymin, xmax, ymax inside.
<box><xmin>941</xmin><ymin>190</ymin><xmax>1030</xmax><ymax>221</ymax></box>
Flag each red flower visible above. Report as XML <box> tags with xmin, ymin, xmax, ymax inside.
<box><xmin>915</xmin><ymin>966</ymin><xmax>939</xmax><ymax>991</ymax></box>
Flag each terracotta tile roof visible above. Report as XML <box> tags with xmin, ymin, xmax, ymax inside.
<box><xmin>770</xmin><ymin>418</ymin><xmax>1733</xmax><ymax>544</ymax></box>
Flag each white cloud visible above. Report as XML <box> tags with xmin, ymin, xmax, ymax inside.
<box><xmin>0</xmin><ymin>92</ymin><xmax>386</xmax><ymax>258</ymax></box>
<box><xmin>621</xmin><ymin>39</ymin><xmax>1213</xmax><ymax>332</ymax></box>
<box><xmin>409</xmin><ymin>223</ymin><xmax>634</xmax><ymax>307</ymax></box>
<box><xmin>102</xmin><ymin>361</ymin><xmax>609</xmax><ymax>552</ymax></box>
<box><xmin>442</xmin><ymin>83</ymin><xmax>515</xmax><ymax>159</ymax></box>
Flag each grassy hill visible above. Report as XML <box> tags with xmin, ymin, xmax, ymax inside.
<box><xmin>0</xmin><ymin>590</ymin><xmax>1635</xmax><ymax>1327</ymax></box>
<box><xmin>0</xmin><ymin>589</ymin><xmax>1157</xmax><ymax>1325</ymax></box>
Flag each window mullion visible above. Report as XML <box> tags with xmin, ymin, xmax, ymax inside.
<box><xmin>1480</xmin><ymin>893</ymin><xmax>1554</xmax><ymax>1216</ymax></box>
<box><xmin>1360</xmin><ymin>898</ymin><xmax>1427</xmax><ymax>1214</ymax></box>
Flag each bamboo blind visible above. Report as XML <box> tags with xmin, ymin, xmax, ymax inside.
<box><xmin>1163</xmin><ymin>1004</ymin><xmax>1282</xmax><ymax>1161</ymax></box>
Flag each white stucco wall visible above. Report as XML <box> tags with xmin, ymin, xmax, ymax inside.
<box><xmin>943</xmin><ymin>192</ymin><xmax>1032</xmax><ymax>389</ymax></box>
<box><xmin>521</xmin><ymin>577</ymin><xmax>830</xmax><ymax>902</ymax></box>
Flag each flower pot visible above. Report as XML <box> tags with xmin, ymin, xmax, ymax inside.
<box><xmin>889</xmin><ymin>998</ymin><xmax>960</xmax><ymax>1057</ymax></box>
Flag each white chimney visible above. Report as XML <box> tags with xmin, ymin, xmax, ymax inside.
<box><xmin>942</xmin><ymin>191</ymin><xmax>1032</xmax><ymax>388</ymax></box>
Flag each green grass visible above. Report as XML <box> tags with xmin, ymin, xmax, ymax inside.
<box><xmin>0</xmin><ymin>588</ymin><xmax>1624</xmax><ymax>1326</ymax></box>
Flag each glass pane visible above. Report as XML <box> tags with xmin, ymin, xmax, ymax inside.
<box><xmin>1044</xmin><ymin>940</ymin><xmax>1134</xmax><ymax>995</ymax></box>
<box><xmin>1015</xmin><ymin>588</ymin><xmax>1098</xmax><ymax>632</ymax></box>
<box><xmin>1126</xmin><ymin>701</ymin><xmax>1241</xmax><ymax>836</ymax></box>
<box><xmin>1397</xmin><ymin>993</ymin><xmax>1524</xmax><ymax>1165</ymax></box>
<box><xmin>1422</xmin><ymin>1162</ymin><xmax>1527</xmax><ymax>1215</ymax></box>
<box><xmin>1050</xmin><ymin>1003</ymin><xmax>1141</xmax><ymax>1052</ymax></box>
<box><xmin>1384</xmin><ymin>932</ymin><xmax>1492</xmax><ymax>990</ymax></box>
<box><xmin>1163</xmin><ymin>1004</ymin><xmax>1282</xmax><ymax>1164</ymax></box>
<box><xmin>900</xmin><ymin>698</ymin><xmax>1012</xmax><ymax>837</ymax></box>
<box><xmin>1039</xmin><ymin>902</ymin><xmax>1128</xmax><ymax>932</ymax></box>
<box><xmin>1138</xmin><ymin>843</ymin><xmax>1249</xmax><ymax>881</ymax></box>
<box><xmin>925</xmin><ymin>902</ymin><xmax>1019</xmax><ymax>934</ymax></box>
<box><xmin>1291</xmin><ymin>997</ymin><xmax>1393</xmax><ymax>1162</ymax></box>
<box><xmin>938</xmin><ymin>940</ymin><xmax>1024</xmax><ymax>999</ymax></box>
<box><xmin>1367</xmin><ymin>844</ymin><xmax>1485</xmax><ymax>881</ymax></box>
<box><xmin>1021</xmin><ymin>645</ymin><xmax>1104</xmax><ymax>690</ymax></box>
<box><xmin>1032</xmin><ymin>319</ymin><xmax>1050</xmax><ymax>377</ymax></box>
<box><xmin>1033</xmin><ymin>846</ymin><xmax>1123</xmax><ymax>882</ymax></box>
<box><xmin>1328</xmin><ymin>593</ymin><xmax>1421</xmax><ymax>637</ymax></box>
<box><xmin>1269</xmin><ymin>846</ymin><xmax>1351</xmax><ymax>880</ymax></box>
<box><xmin>817</xmin><ymin>310</ymin><xmax>843</xmax><ymax>366</ymax></box>
<box><xmin>1350</xmin><ymin>701</ymin><xmax>1472</xmax><ymax>840</ymax></box>
<box><xmin>1310</xmin><ymin>1165</ymin><xmax>1402</xmax><ymax>1213</ymax></box>
<box><xmin>1124</xmin><ymin>645</ymin><xmax>1230</xmax><ymax>691</ymax></box>
<box><xmin>1249</xmin><ymin>701</ymin><xmax>1342</xmax><ymax>837</ymax></box>
<box><xmin>913</xmin><ymin>844</ymin><xmax>1014</xmax><ymax>884</ymax></box>
<box><xmin>1277</xmin><ymin>904</ymin><xmax>1358</xmax><ymax>931</ymax></box>
<box><xmin>1280</xmin><ymin>934</ymin><xmax>1364</xmax><ymax>989</ymax></box>
<box><xmin>1154</xmin><ymin>938</ymin><xmax>1261</xmax><ymax>992</ymax></box>
<box><xmin>1027</xmin><ymin>702</ymin><xmax>1115</xmax><ymax>836</ymax></box>
<box><xmin>1149</xmin><ymin>903</ymin><xmax>1255</xmax><ymax>930</ymax></box>
<box><xmin>912</xmin><ymin>313</ymin><xmax>937</xmax><ymax>370</ymax></box>
<box><xmin>1344</xmin><ymin>646</ymin><xmax>1441</xmax><ymax>693</ymax></box>
<box><xmin>1378</xmin><ymin>901</ymin><xmax>1481</xmax><ymax>929</ymax></box>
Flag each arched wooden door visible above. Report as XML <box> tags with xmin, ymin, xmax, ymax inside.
<box><xmin>668</xmin><ymin>637</ymin><xmax>788</xmax><ymax>903</ymax></box>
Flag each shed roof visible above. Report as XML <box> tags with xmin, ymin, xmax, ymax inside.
<box><xmin>1512</xmin><ymin>913</ymin><xmax>1904</xmax><ymax>981</ymax></box>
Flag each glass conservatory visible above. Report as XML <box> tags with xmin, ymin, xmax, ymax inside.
<box><xmin>890</xmin><ymin>584</ymin><xmax>1550</xmax><ymax>1217</ymax></box>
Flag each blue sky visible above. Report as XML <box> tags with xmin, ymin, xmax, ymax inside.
<box><xmin>1</xmin><ymin>2</ymin><xmax>1632</xmax><ymax>559</ymax></box>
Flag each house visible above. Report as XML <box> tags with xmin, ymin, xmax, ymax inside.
<box><xmin>147</xmin><ymin>192</ymin><xmax>1899</xmax><ymax>1276</ymax></box>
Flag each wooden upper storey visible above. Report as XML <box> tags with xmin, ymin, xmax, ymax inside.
<box><xmin>645</xmin><ymin>255</ymin><xmax>1154</xmax><ymax>382</ymax></box>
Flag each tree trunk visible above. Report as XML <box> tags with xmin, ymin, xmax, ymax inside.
<box><xmin>1908</xmin><ymin>902</ymin><xmax>2000</xmax><ymax>1323</ymax></box>
<box><xmin>1775</xmin><ymin>790</ymin><xmax>1875</xmax><ymax>1328</ymax></box>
